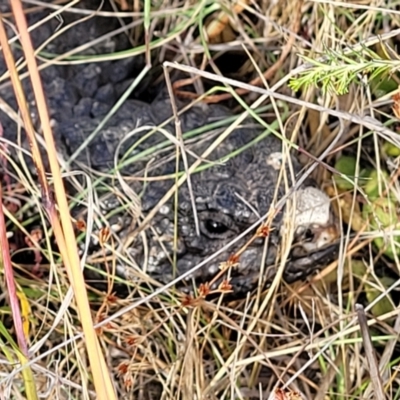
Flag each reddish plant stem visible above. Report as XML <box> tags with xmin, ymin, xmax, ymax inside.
<box><xmin>0</xmin><ymin>182</ymin><xmax>28</xmax><ymax>356</ymax></box>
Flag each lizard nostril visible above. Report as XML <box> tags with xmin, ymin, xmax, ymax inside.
<box><xmin>304</xmin><ymin>228</ymin><xmax>315</xmax><ymax>241</ymax></box>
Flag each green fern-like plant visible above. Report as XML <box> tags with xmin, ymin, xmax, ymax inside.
<box><xmin>289</xmin><ymin>46</ymin><xmax>400</xmax><ymax>95</ymax></box>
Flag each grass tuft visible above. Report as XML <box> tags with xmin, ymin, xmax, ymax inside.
<box><xmin>1</xmin><ymin>0</ymin><xmax>400</xmax><ymax>399</ymax></box>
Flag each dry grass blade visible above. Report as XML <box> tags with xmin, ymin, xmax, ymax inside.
<box><xmin>356</xmin><ymin>304</ymin><xmax>386</xmax><ymax>400</ymax></box>
<box><xmin>1</xmin><ymin>2</ymin><xmax>117</xmax><ymax>399</ymax></box>
<box><xmin>364</xmin><ymin>312</ymin><xmax>400</xmax><ymax>398</ymax></box>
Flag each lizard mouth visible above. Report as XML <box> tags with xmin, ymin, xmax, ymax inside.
<box><xmin>283</xmin><ymin>241</ymin><xmax>340</xmax><ymax>284</ymax></box>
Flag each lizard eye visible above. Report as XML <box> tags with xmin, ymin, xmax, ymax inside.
<box><xmin>205</xmin><ymin>219</ymin><xmax>229</xmax><ymax>235</ymax></box>
<box><xmin>199</xmin><ymin>211</ymin><xmax>235</xmax><ymax>239</ymax></box>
